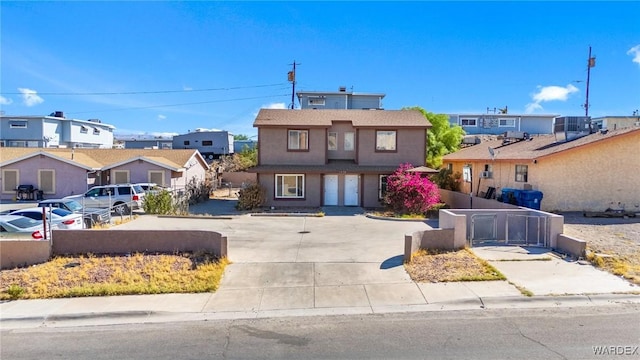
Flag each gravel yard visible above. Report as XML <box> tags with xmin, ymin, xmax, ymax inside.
<box><xmin>561</xmin><ymin>212</ymin><xmax>640</xmax><ymax>284</ymax></box>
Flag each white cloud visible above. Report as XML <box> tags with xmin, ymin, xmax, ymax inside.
<box><xmin>0</xmin><ymin>96</ymin><xmax>13</xmax><ymax>105</ymax></box>
<box><xmin>18</xmin><ymin>88</ymin><xmax>44</xmax><ymax>107</ymax></box>
<box><xmin>183</xmin><ymin>86</ymin><xmax>193</xmax><ymax>91</ymax></box>
<box><xmin>628</xmin><ymin>44</ymin><xmax>640</xmax><ymax>66</ymax></box>
<box><xmin>158</xmin><ymin>114</ymin><xmax>167</xmax><ymax>120</ymax></box>
<box><xmin>525</xmin><ymin>84</ymin><xmax>579</xmax><ymax>113</ymax></box>
<box><xmin>265</xmin><ymin>102</ymin><xmax>287</xmax><ymax>109</ymax></box>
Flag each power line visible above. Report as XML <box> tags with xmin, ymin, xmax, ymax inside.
<box><xmin>0</xmin><ymin>83</ymin><xmax>288</xmax><ymax>96</ymax></box>
<box><xmin>66</xmin><ymin>93</ymin><xmax>291</xmax><ymax>115</ymax></box>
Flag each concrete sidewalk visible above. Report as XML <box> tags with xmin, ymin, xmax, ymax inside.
<box><xmin>2</xmin><ymin>207</ymin><xmax>639</xmax><ymax>330</ymax></box>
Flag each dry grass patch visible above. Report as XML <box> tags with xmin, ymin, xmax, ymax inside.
<box><xmin>405</xmin><ymin>248</ymin><xmax>505</xmax><ymax>282</ymax></box>
<box><xmin>586</xmin><ymin>250</ymin><xmax>640</xmax><ymax>285</ymax></box>
<box><xmin>0</xmin><ymin>252</ymin><xmax>229</xmax><ymax>300</ymax></box>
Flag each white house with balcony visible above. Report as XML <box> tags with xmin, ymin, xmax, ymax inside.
<box><xmin>0</xmin><ymin>111</ymin><xmax>115</xmax><ymax>149</ymax></box>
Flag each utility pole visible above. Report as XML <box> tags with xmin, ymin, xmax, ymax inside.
<box><xmin>584</xmin><ymin>46</ymin><xmax>595</xmax><ymax>117</ymax></box>
<box><xmin>288</xmin><ymin>61</ymin><xmax>300</xmax><ymax>109</ymax></box>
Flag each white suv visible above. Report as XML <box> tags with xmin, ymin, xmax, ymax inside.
<box><xmin>64</xmin><ymin>184</ymin><xmax>146</xmax><ymax>215</ymax></box>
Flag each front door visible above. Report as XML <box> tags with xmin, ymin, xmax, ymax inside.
<box><xmin>344</xmin><ymin>175</ymin><xmax>359</xmax><ymax>206</ymax></box>
<box><xmin>323</xmin><ymin>175</ymin><xmax>338</xmax><ymax>206</ymax></box>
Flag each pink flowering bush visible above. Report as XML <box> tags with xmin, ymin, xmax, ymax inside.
<box><xmin>383</xmin><ymin>163</ymin><xmax>441</xmax><ymax>215</ymax></box>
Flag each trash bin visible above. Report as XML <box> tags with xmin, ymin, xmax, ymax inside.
<box><xmin>500</xmin><ymin>188</ymin><xmax>519</xmax><ymax>205</ymax></box>
<box><xmin>520</xmin><ymin>190</ymin><xmax>543</xmax><ymax>210</ymax></box>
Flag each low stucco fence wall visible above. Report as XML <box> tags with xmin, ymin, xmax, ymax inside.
<box><xmin>1</xmin><ymin>230</ymin><xmax>228</xmax><ymax>269</ymax></box>
<box><xmin>439</xmin><ymin>189</ymin><xmax>520</xmax><ymax>210</ymax></box>
<box><xmin>0</xmin><ymin>240</ymin><xmax>51</xmax><ymax>270</ymax></box>
<box><xmin>221</xmin><ymin>172</ymin><xmax>257</xmax><ymax>187</ymax></box>
<box><xmin>405</xmin><ymin>208</ymin><xmax>586</xmax><ymax>261</ymax></box>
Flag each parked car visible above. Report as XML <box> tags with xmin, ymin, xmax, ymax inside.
<box><xmin>135</xmin><ymin>183</ymin><xmax>172</xmax><ymax>195</ymax></box>
<box><xmin>64</xmin><ymin>184</ymin><xmax>146</xmax><ymax>215</ymax></box>
<box><xmin>38</xmin><ymin>199</ymin><xmax>110</xmax><ymax>228</ymax></box>
<box><xmin>9</xmin><ymin>207</ymin><xmax>83</xmax><ymax>230</ymax></box>
<box><xmin>0</xmin><ymin>214</ymin><xmax>59</xmax><ymax>239</ymax></box>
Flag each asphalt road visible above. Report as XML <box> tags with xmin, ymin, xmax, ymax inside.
<box><xmin>2</xmin><ymin>305</ymin><xmax>639</xmax><ymax>360</ymax></box>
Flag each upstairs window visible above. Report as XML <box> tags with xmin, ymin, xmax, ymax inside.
<box><xmin>288</xmin><ymin>130</ymin><xmax>308</xmax><ymax>151</ymax></box>
<box><xmin>461</xmin><ymin>118</ymin><xmax>477</xmax><ymax>127</ymax></box>
<box><xmin>80</xmin><ymin>126</ymin><xmax>88</xmax><ymax>134</ymax></box>
<box><xmin>308</xmin><ymin>97</ymin><xmax>325</xmax><ymax>106</ymax></box>
<box><xmin>375</xmin><ymin>130</ymin><xmax>396</xmax><ymax>151</ymax></box>
<box><xmin>9</xmin><ymin>121</ymin><xmax>27</xmax><ymax>129</ymax></box>
<box><xmin>202</xmin><ymin>140</ymin><xmax>213</xmax><ymax>146</ymax></box>
<box><xmin>344</xmin><ymin>132</ymin><xmax>355</xmax><ymax>151</ymax></box>
<box><xmin>183</xmin><ymin>140</ymin><xmax>190</xmax><ymax>146</ymax></box>
<box><xmin>93</xmin><ymin>128</ymin><xmax>101</xmax><ymax>135</ymax></box>
<box><xmin>327</xmin><ymin>132</ymin><xmax>337</xmax><ymax>151</ymax></box>
<box><xmin>499</xmin><ymin>118</ymin><xmax>516</xmax><ymax>127</ymax></box>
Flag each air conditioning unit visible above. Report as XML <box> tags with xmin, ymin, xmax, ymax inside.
<box><xmin>481</xmin><ymin>171</ymin><xmax>492</xmax><ymax>179</ymax></box>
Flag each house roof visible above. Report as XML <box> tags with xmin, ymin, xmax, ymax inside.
<box><xmin>253</xmin><ymin>109</ymin><xmax>431</xmax><ymax>128</ymax></box>
<box><xmin>0</xmin><ymin>148</ymin><xmax>208</xmax><ymax>171</ymax></box>
<box><xmin>442</xmin><ymin>126</ymin><xmax>640</xmax><ymax>162</ymax></box>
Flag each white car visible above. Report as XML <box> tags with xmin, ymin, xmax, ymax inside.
<box><xmin>0</xmin><ymin>214</ymin><xmax>59</xmax><ymax>239</ymax></box>
<box><xmin>64</xmin><ymin>184</ymin><xmax>146</xmax><ymax>215</ymax></box>
<box><xmin>9</xmin><ymin>207</ymin><xmax>83</xmax><ymax>230</ymax></box>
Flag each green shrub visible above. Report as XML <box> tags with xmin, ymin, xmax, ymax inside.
<box><xmin>143</xmin><ymin>190</ymin><xmax>175</xmax><ymax>215</ymax></box>
<box><xmin>236</xmin><ymin>183</ymin><xmax>266</xmax><ymax>210</ymax></box>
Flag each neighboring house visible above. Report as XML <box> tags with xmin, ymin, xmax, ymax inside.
<box><xmin>297</xmin><ymin>86</ymin><xmax>385</xmax><ymax>110</ymax></box>
<box><xmin>0</xmin><ymin>148</ymin><xmax>209</xmax><ymax>201</ymax></box>
<box><xmin>591</xmin><ymin>115</ymin><xmax>640</xmax><ymax>131</ymax></box>
<box><xmin>173</xmin><ymin>129</ymin><xmax>234</xmax><ymax>161</ymax></box>
<box><xmin>448</xmin><ymin>113</ymin><xmax>559</xmax><ymax>137</ymax></box>
<box><xmin>118</xmin><ymin>135</ymin><xmax>173</xmax><ymax>150</ymax></box>
<box><xmin>0</xmin><ymin>112</ymin><xmax>115</xmax><ymax>149</ymax></box>
<box><xmin>250</xmin><ymin>109</ymin><xmax>431</xmax><ymax>208</ymax></box>
<box><xmin>441</xmin><ymin>125</ymin><xmax>640</xmax><ymax>212</ymax></box>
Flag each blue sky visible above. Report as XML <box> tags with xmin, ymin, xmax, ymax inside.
<box><xmin>1</xmin><ymin>1</ymin><xmax>639</xmax><ymax>138</ymax></box>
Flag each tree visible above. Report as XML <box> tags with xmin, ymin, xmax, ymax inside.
<box><xmin>383</xmin><ymin>163</ymin><xmax>441</xmax><ymax>215</ymax></box>
<box><xmin>403</xmin><ymin>106</ymin><xmax>465</xmax><ymax>169</ymax></box>
<box><xmin>234</xmin><ymin>134</ymin><xmax>249</xmax><ymax>140</ymax></box>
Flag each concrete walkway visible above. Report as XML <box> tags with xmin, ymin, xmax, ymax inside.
<box><xmin>1</xmin><ymin>200</ymin><xmax>639</xmax><ymax>329</ymax></box>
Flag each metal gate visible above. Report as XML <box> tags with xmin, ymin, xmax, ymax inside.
<box><xmin>505</xmin><ymin>214</ymin><xmax>548</xmax><ymax>247</ymax></box>
<box><xmin>470</xmin><ymin>213</ymin><xmax>498</xmax><ymax>246</ymax></box>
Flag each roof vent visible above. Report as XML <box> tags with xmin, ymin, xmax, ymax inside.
<box><xmin>50</xmin><ymin>111</ymin><xmax>65</xmax><ymax>118</ymax></box>
<box><xmin>339</xmin><ymin>86</ymin><xmax>346</xmax><ymax>92</ymax></box>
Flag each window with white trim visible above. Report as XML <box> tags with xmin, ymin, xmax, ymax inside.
<box><xmin>275</xmin><ymin>174</ymin><xmax>304</xmax><ymax>198</ymax></box>
<box><xmin>149</xmin><ymin>171</ymin><xmax>164</xmax><ymax>186</ymax></box>
<box><xmin>288</xmin><ymin>130</ymin><xmax>308</xmax><ymax>150</ymax></box>
<box><xmin>2</xmin><ymin>169</ymin><xmax>18</xmax><ymax>193</ymax></box>
<box><xmin>344</xmin><ymin>132</ymin><xmax>354</xmax><ymax>151</ymax></box>
<box><xmin>376</xmin><ymin>130</ymin><xmax>396</xmax><ymax>151</ymax></box>
<box><xmin>9</xmin><ymin>121</ymin><xmax>27</xmax><ymax>129</ymax></box>
<box><xmin>499</xmin><ymin>118</ymin><xmax>516</xmax><ymax>127</ymax></box>
<box><xmin>113</xmin><ymin>170</ymin><xmax>130</xmax><ymax>184</ymax></box>
<box><xmin>461</xmin><ymin>118</ymin><xmax>477</xmax><ymax>126</ymax></box>
<box><xmin>328</xmin><ymin>132</ymin><xmax>337</xmax><ymax>151</ymax></box>
<box><xmin>80</xmin><ymin>126</ymin><xmax>88</xmax><ymax>134</ymax></box>
<box><xmin>308</xmin><ymin>97</ymin><xmax>325</xmax><ymax>106</ymax></box>
<box><xmin>38</xmin><ymin>169</ymin><xmax>55</xmax><ymax>194</ymax></box>
<box><xmin>515</xmin><ymin>165</ymin><xmax>528</xmax><ymax>182</ymax></box>
<box><xmin>93</xmin><ymin>128</ymin><xmax>101</xmax><ymax>135</ymax></box>
<box><xmin>379</xmin><ymin>175</ymin><xmax>389</xmax><ymax>199</ymax></box>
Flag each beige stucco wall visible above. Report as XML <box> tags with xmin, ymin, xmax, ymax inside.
<box><xmin>357</xmin><ymin>128</ymin><xmax>426</xmax><ymax>166</ymax></box>
<box><xmin>534</xmin><ymin>132</ymin><xmax>640</xmax><ymax>211</ymax></box>
<box><xmin>0</xmin><ymin>240</ymin><xmax>51</xmax><ymax>269</ymax></box>
<box><xmin>446</xmin><ymin>131</ymin><xmax>640</xmax><ymax>211</ymax></box>
<box><xmin>259</xmin><ymin>127</ymin><xmax>326</xmax><ymax>165</ymax></box>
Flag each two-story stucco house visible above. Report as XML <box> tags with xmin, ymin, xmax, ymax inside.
<box><xmin>250</xmin><ymin>109</ymin><xmax>431</xmax><ymax>208</ymax></box>
<box><xmin>297</xmin><ymin>87</ymin><xmax>385</xmax><ymax>110</ymax></box>
<box><xmin>1</xmin><ymin>112</ymin><xmax>115</xmax><ymax>149</ymax></box>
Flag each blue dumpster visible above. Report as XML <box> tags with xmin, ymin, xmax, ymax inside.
<box><xmin>500</xmin><ymin>188</ymin><xmax>519</xmax><ymax>205</ymax></box>
<box><xmin>520</xmin><ymin>190</ymin><xmax>543</xmax><ymax>210</ymax></box>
